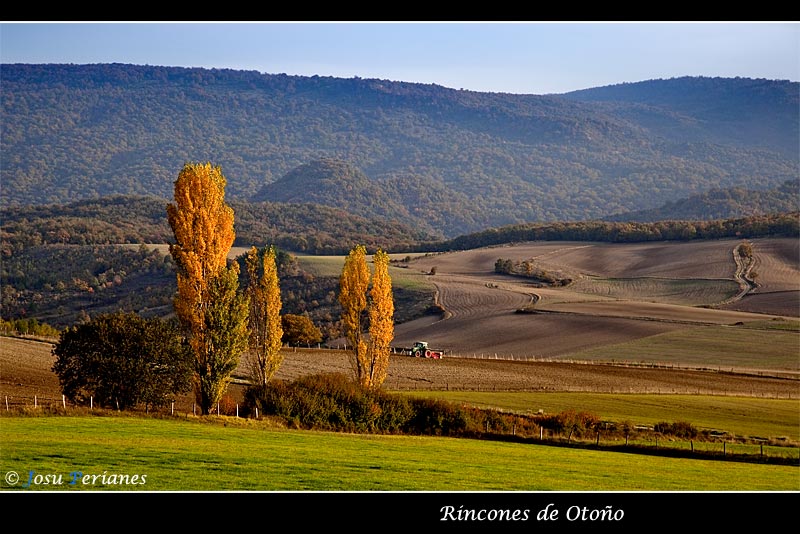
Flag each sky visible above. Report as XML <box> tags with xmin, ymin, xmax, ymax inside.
<box><xmin>1</xmin><ymin>21</ymin><xmax>798</xmax><ymax>95</ymax></box>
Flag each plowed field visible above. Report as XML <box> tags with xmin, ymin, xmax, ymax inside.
<box><xmin>393</xmin><ymin>238</ymin><xmax>799</xmax><ymax>365</ymax></box>
<box><xmin>2</xmin><ymin>337</ymin><xmax>797</xmax><ymax>405</ymax></box>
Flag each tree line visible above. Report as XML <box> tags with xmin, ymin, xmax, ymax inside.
<box><xmin>425</xmin><ymin>212</ymin><xmax>800</xmax><ymax>252</ymax></box>
<box><xmin>51</xmin><ymin>163</ymin><xmax>396</xmax><ymax>414</ymax></box>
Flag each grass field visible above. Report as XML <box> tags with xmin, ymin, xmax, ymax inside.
<box><xmin>1</xmin><ymin>415</ymin><xmax>797</xmax><ymax>491</ymax></box>
<box><xmin>296</xmin><ymin>254</ymin><xmax>435</xmax><ymax>292</ymax></box>
<box><xmin>396</xmin><ymin>392</ymin><xmax>800</xmax><ymax>442</ymax></box>
<box><xmin>563</xmin><ymin>325</ymin><xmax>800</xmax><ymax>371</ymax></box>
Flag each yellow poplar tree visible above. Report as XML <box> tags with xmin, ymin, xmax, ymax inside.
<box><xmin>339</xmin><ymin>245</ymin><xmax>370</xmax><ymax>383</ymax></box>
<box><xmin>339</xmin><ymin>245</ymin><xmax>394</xmax><ymax>389</ymax></box>
<box><xmin>245</xmin><ymin>245</ymin><xmax>284</xmax><ymax>388</ymax></box>
<box><xmin>167</xmin><ymin>162</ymin><xmax>248</xmax><ymax>415</ymax></box>
<box><xmin>366</xmin><ymin>249</ymin><xmax>394</xmax><ymax>389</ymax></box>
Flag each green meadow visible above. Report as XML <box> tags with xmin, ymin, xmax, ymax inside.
<box><xmin>1</xmin><ymin>415</ymin><xmax>797</xmax><ymax>492</ymax></box>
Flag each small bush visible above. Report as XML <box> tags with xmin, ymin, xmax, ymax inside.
<box><xmin>537</xmin><ymin>409</ymin><xmax>601</xmax><ymax>438</ymax></box>
<box><xmin>245</xmin><ymin>373</ymin><xmax>497</xmax><ymax>436</ymax></box>
<box><xmin>654</xmin><ymin>421</ymin><xmax>699</xmax><ymax>439</ymax></box>
<box><xmin>245</xmin><ymin>373</ymin><xmax>414</xmax><ymax>433</ymax></box>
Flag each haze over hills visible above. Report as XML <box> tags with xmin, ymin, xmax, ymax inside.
<box><xmin>1</xmin><ymin>63</ymin><xmax>798</xmax><ymax>238</ymax></box>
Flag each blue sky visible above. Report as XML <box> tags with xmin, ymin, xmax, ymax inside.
<box><xmin>1</xmin><ymin>22</ymin><xmax>798</xmax><ymax>94</ymax></box>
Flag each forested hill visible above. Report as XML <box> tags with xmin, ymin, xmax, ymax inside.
<box><xmin>3</xmin><ymin>64</ymin><xmax>798</xmax><ymax>237</ymax></box>
<box><xmin>0</xmin><ymin>195</ymin><xmax>434</xmax><ymax>255</ymax></box>
<box><xmin>563</xmin><ymin>77</ymin><xmax>799</xmax><ymax>159</ymax></box>
<box><xmin>605</xmin><ymin>179</ymin><xmax>800</xmax><ymax>222</ymax></box>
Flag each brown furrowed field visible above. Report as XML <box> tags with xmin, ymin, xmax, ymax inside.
<box><xmin>3</xmin><ymin>336</ymin><xmax>798</xmax><ymax>411</ymax></box>
<box><xmin>394</xmin><ymin>238</ymin><xmax>799</xmax><ymax>365</ymax></box>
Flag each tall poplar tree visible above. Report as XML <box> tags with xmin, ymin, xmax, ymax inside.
<box><xmin>339</xmin><ymin>245</ymin><xmax>370</xmax><ymax>384</ymax></box>
<box><xmin>167</xmin><ymin>162</ymin><xmax>249</xmax><ymax>415</ymax></box>
<box><xmin>366</xmin><ymin>249</ymin><xmax>394</xmax><ymax>389</ymax></box>
<box><xmin>339</xmin><ymin>245</ymin><xmax>394</xmax><ymax>389</ymax></box>
<box><xmin>245</xmin><ymin>245</ymin><xmax>284</xmax><ymax>388</ymax></box>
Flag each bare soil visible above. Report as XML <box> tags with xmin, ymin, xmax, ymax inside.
<box><xmin>389</xmin><ymin>240</ymin><xmax>796</xmax><ymax>361</ymax></box>
<box><xmin>3</xmin><ymin>337</ymin><xmax>797</xmax><ymax>407</ymax></box>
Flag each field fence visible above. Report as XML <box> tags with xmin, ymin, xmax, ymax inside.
<box><xmin>386</xmin><ymin>383</ymin><xmax>800</xmax><ymax>399</ymax></box>
<box><xmin>3</xmin><ymin>394</ymin><xmax>232</xmax><ymax>417</ymax></box>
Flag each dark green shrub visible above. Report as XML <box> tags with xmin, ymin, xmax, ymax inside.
<box><xmin>654</xmin><ymin>421</ymin><xmax>699</xmax><ymax>439</ymax></box>
<box><xmin>537</xmin><ymin>409</ymin><xmax>601</xmax><ymax>438</ymax></box>
<box><xmin>406</xmin><ymin>398</ymin><xmax>470</xmax><ymax>436</ymax></box>
<box><xmin>245</xmin><ymin>373</ymin><xmax>412</xmax><ymax>433</ymax></box>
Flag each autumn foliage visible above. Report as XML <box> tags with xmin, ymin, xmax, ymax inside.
<box><xmin>339</xmin><ymin>245</ymin><xmax>394</xmax><ymax>389</ymax></box>
<box><xmin>366</xmin><ymin>249</ymin><xmax>393</xmax><ymax>389</ymax></box>
<box><xmin>167</xmin><ymin>162</ymin><xmax>249</xmax><ymax>415</ymax></box>
<box><xmin>339</xmin><ymin>245</ymin><xmax>370</xmax><ymax>383</ymax></box>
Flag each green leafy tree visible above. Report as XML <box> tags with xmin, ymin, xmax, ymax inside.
<box><xmin>245</xmin><ymin>245</ymin><xmax>284</xmax><ymax>388</ymax></box>
<box><xmin>51</xmin><ymin>312</ymin><xmax>193</xmax><ymax>410</ymax></box>
<box><xmin>196</xmin><ymin>266</ymin><xmax>250</xmax><ymax>413</ymax></box>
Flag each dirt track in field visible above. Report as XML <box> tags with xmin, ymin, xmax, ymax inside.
<box><xmin>718</xmin><ymin>238</ymin><xmax>800</xmax><ymax>317</ymax></box>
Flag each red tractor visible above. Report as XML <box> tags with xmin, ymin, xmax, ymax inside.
<box><xmin>411</xmin><ymin>341</ymin><xmax>444</xmax><ymax>359</ymax></box>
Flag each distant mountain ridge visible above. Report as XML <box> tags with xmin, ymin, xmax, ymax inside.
<box><xmin>2</xmin><ymin>64</ymin><xmax>797</xmax><ymax>237</ymax></box>
<box><xmin>605</xmin><ymin>179</ymin><xmax>800</xmax><ymax>222</ymax></box>
<box><xmin>563</xmin><ymin>76</ymin><xmax>799</xmax><ymax>159</ymax></box>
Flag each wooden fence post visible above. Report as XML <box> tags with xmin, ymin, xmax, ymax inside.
<box><xmin>171</xmin><ymin>402</ymin><xmax>174</xmax><ymax>416</ymax></box>
<box><xmin>5</xmin><ymin>396</ymin><xmax>8</xmax><ymax>411</ymax></box>
<box><xmin>62</xmin><ymin>395</ymin><xmax>66</xmax><ymax>409</ymax></box>
<box><xmin>34</xmin><ymin>395</ymin><xmax>37</xmax><ymax>408</ymax></box>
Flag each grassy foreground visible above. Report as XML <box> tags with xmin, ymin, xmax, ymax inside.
<box><xmin>1</xmin><ymin>415</ymin><xmax>797</xmax><ymax>491</ymax></box>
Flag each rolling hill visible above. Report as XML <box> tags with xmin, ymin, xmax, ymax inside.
<box><xmin>2</xmin><ymin>64</ymin><xmax>797</xmax><ymax>237</ymax></box>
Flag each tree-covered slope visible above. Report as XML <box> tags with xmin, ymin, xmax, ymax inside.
<box><xmin>605</xmin><ymin>180</ymin><xmax>800</xmax><ymax>222</ymax></box>
<box><xmin>2</xmin><ymin>64</ymin><xmax>797</xmax><ymax>236</ymax></box>
<box><xmin>563</xmin><ymin>76</ymin><xmax>799</xmax><ymax>159</ymax></box>
<box><xmin>0</xmin><ymin>194</ymin><xmax>434</xmax><ymax>256</ymax></box>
